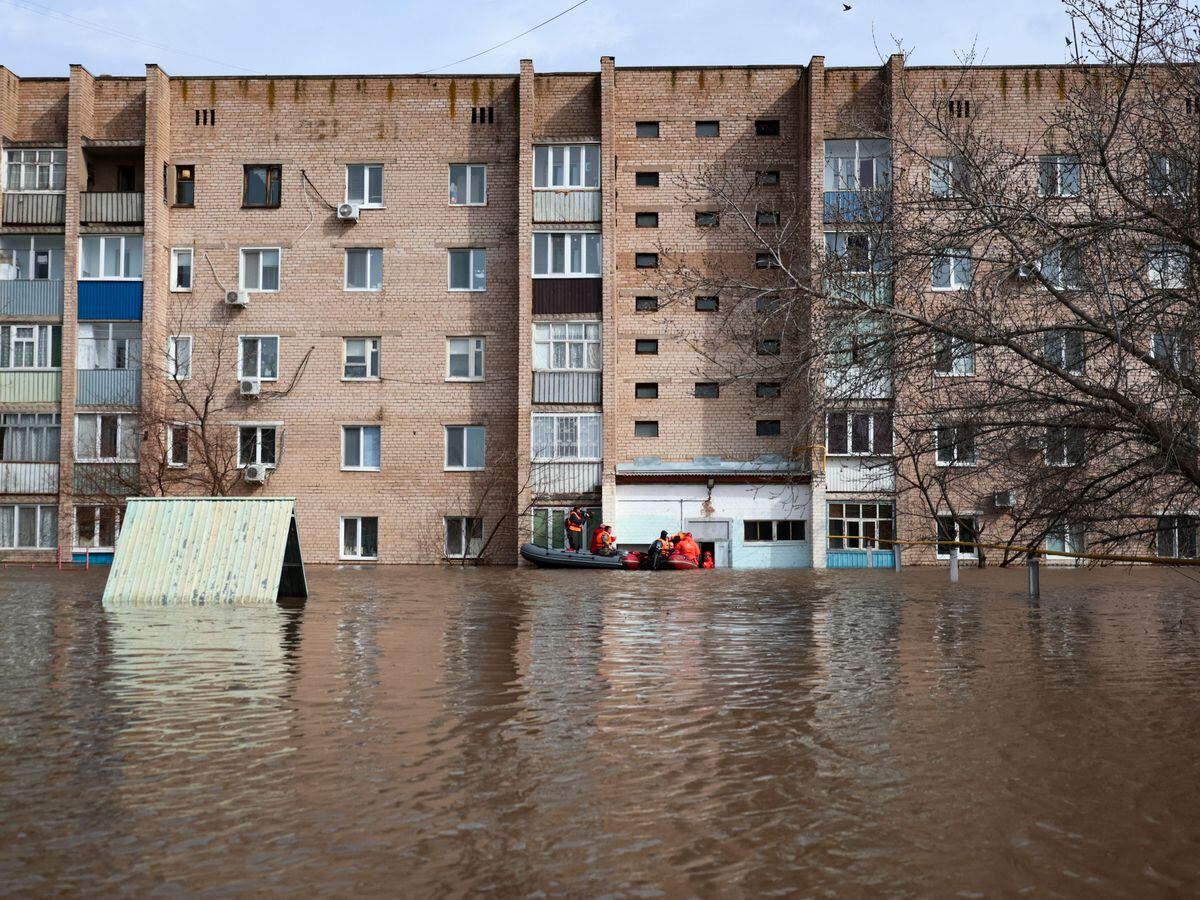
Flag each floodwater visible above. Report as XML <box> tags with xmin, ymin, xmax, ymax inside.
<box><xmin>2</xmin><ymin>567</ymin><xmax>1200</xmax><ymax>897</ymax></box>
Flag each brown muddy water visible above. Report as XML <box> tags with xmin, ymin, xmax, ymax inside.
<box><xmin>2</xmin><ymin>566</ymin><xmax>1200</xmax><ymax>897</ymax></box>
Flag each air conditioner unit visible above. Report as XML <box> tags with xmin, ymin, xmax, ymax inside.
<box><xmin>336</xmin><ymin>202</ymin><xmax>359</xmax><ymax>222</ymax></box>
<box><xmin>993</xmin><ymin>490</ymin><xmax>1016</xmax><ymax>508</ymax></box>
<box><xmin>226</xmin><ymin>290</ymin><xmax>250</xmax><ymax>307</ymax></box>
<box><xmin>244</xmin><ymin>463</ymin><xmax>268</xmax><ymax>484</ymax></box>
<box><xmin>240</xmin><ymin>378</ymin><xmax>261</xmax><ymax>398</ymax></box>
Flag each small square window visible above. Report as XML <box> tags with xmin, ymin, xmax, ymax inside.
<box><xmin>174</xmin><ymin>165</ymin><xmax>195</xmax><ymax>206</ymax></box>
<box><xmin>635</xmin><ymin>339</ymin><xmax>659</xmax><ymax>355</ymax></box>
<box><xmin>168</xmin><ymin>424</ymin><xmax>189</xmax><ymax>467</ymax></box>
<box><xmin>634</xmin><ymin>420</ymin><xmax>660</xmax><ymax>437</ymax></box>
<box><xmin>243</xmin><ymin>164</ymin><xmax>281</xmax><ymax>207</ymax></box>
<box><xmin>635</xmin><ymin>296</ymin><xmax>659</xmax><ymax>312</ymax></box>
<box><xmin>636</xmin><ymin>121</ymin><xmax>660</xmax><ymax>138</ymax></box>
<box><xmin>695</xmin><ymin>121</ymin><xmax>720</xmax><ymax>137</ymax></box>
<box><xmin>635</xmin><ymin>253</ymin><xmax>659</xmax><ymax>269</ymax></box>
<box><xmin>635</xmin><ymin>171</ymin><xmax>660</xmax><ymax>187</ymax></box>
<box><xmin>756</xmin><ymin>211</ymin><xmax>779</xmax><ymax>226</ymax></box>
<box><xmin>341</xmin><ymin>515</ymin><xmax>379</xmax><ymax>560</ymax></box>
<box><xmin>449</xmin><ymin>164</ymin><xmax>486</xmax><ymax>205</ymax></box>
<box><xmin>635</xmin><ymin>212</ymin><xmax>659</xmax><ymax>228</ymax></box>
<box><xmin>694</xmin><ymin>296</ymin><xmax>718</xmax><ymax>312</ymax></box>
<box><xmin>342</xmin><ymin>425</ymin><xmax>382</xmax><ymax>471</ymax></box>
<box><xmin>449</xmin><ymin>248</ymin><xmax>487</xmax><ymax>291</ymax></box>
<box><xmin>635</xmin><ymin>382</ymin><xmax>659</xmax><ymax>399</ymax></box>
<box><xmin>695</xmin><ymin>382</ymin><xmax>719</xmax><ymax>398</ymax></box>
<box><xmin>346</xmin><ymin>163</ymin><xmax>384</xmax><ymax>207</ymax></box>
<box><xmin>170</xmin><ymin>248</ymin><xmax>193</xmax><ymax>291</ymax></box>
<box><xmin>343</xmin><ymin>337</ymin><xmax>381</xmax><ymax>379</ymax></box>
<box><xmin>757</xmin><ymin>170</ymin><xmax>781</xmax><ymax>186</ymax></box>
<box><xmin>758</xmin><ymin>338</ymin><xmax>781</xmax><ymax>355</ymax></box>
<box><xmin>345</xmin><ymin>248</ymin><xmax>383</xmax><ymax>291</ymax></box>
<box><xmin>756</xmin><ymin>382</ymin><xmax>781</xmax><ymax>398</ymax></box>
<box><xmin>757</xmin><ymin>419</ymin><xmax>781</xmax><ymax>437</ymax></box>
<box><xmin>755</xmin><ymin>252</ymin><xmax>779</xmax><ymax>269</ymax></box>
<box><xmin>755</xmin><ymin>119</ymin><xmax>780</xmax><ymax>136</ymax></box>
<box><xmin>695</xmin><ymin>211</ymin><xmax>719</xmax><ymax>227</ymax></box>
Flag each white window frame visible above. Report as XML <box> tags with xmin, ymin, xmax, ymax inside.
<box><xmin>340</xmin><ymin>515</ymin><xmax>379</xmax><ymax>560</ymax></box>
<box><xmin>0</xmin><ymin>503</ymin><xmax>58</xmax><ymax>550</ymax></box>
<box><xmin>3</xmin><ymin>149</ymin><xmax>67</xmax><ymax>193</ymax></box>
<box><xmin>0</xmin><ymin>235</ymin><xmax>63</xmax><ymax>280</ymax></box>
<box><xmin>1044</xmin><ymin>425</ymin><xmax>1084</xmax><ymax>467</ymax></box>
<box><xmin>239</xmin><ymin>247</ymin><xmax>281</xmax><ymax>293</ymax></box>
<box><xmin>1157</xmin><ymin>514</ymin><xmax>1199</xmax><ymax>559</ymax></box>
<box><xmin>1149</xmin><ymin>154</ymin><xmax>1187</xmax><ymax>197</ymax></box>
<box><xmin>0</xmin><ymin>413</ymin><xmax>60</xmax><ymax>463</ymax></box>
<box><xmin>936</xmin><ymin>515</ymin><xmax>979</xmax><ymax>559</ymax></box>
<box><xmin>935</xmin><ymin>424</ymin><xmax>977</xmax><ymax>466</ymax></box>
<box><xmin>73</xmin><ymin>505</ymin><xmax>121</xmax><ymax>552</ymax></box>
<box><xmin>1040</xmin><ymin>246</ymin><xmax>1083</xmax><ymax>290</ymax></box>
<box><xmin>444</xmin><ymin>515</ymin><xmax>484</xmax><ymax>559</ymax></box>
<box><xmin>167</xmin><ymin>335</ymin><xmax>192</xmax><ymax>381</ymax></box>
<box><xmin>1</xmin><ymin>324</ymin><xmax>60</xmax><ymax>371</ymax></box>
<box><xmin>167</xmin><ymin>423</ymin><xmax>189</xmax><ymax>468</ymax></box>
<box><xmin>76</xmin><ymin>322</ymin><xmax>140</xmax><ymax>372</ymax></box>
<box><xmin>345</xmin><ymin>163</ymin><xmax>384</xmax><ymax>208</ymax></box>
<box><xmin>1152</xmin><ymin>332</ymin><xmax>1196</xmax><ymax>372</ymax></box>
<box><xmin>1147</xmin><ymin>245</ymin><xmax>1188</xmax><ymax>290</ymax></box>
<box><xmin>1045</xmin><ymin>523</ymin><xmax>1086</xmax><ymax>556</ymax></box>
<box><xmin>74</xmin><ymin>413</ymin><xmax>139</xmax><ymax>463</ymax></box>
<box><xmin>823</xmin><ymin>232</ymin><xmax>888</xmax><ymax>274</ymax></box>
<box><xmin>238</xmin><ymin>335</ymin><xmax>280</xmax><ymax>382</ymax></box>
<box><xmin>934</xmin><ymin>334</ymin><xmax>976</xmax><ymax>376</ymax></box>
<box><xmin>344</xmin><ymin>248</ymin><xmax>383</xmax><ymax>292</ymax></box>
<box><xmin>531</xmin><ymin>413</ymin><xmax>602</xmax><ymax>461</ymax></box>
<box><xmin>533</xmin><ymin>144</ymin><xmax>600</xmax><ymax>190</ymax></box>
<box><xmin>236</xmin><ymin>423</ymin><xmax>279</xmax><ymax>469</ymax></box>
<box><xmin>447</xmin><ymin>248</ymin><xmax>487</xmax><ymax>292</ymax></box>
<box><xmin>532</xmin><ymin>321</ymin><xmax>602</xmax><ymax>371</ymax></box>
<box><xmin>930</xmin><ymin>156</ymin><xmax>968</xmax><ymax>198</ymax></box>
<box><xmin>823</xmin><ymin>139</ymin><xmax>891</xmax><ymax>191</ymax></box>
<box><xmin>78</xmin><ymin>235</ymin><xmax>143</xmax><ymax>280</ymax></box>
<box><xmin>342</xmin><ymin>337</ymin><xmax>380</xmax><ymax>380</ymax></box>
<box><xmin>449</xmin><ymin>164</ymin><xmax>487</xmax><ymax>206</ymax></box>
<box><xmin>170</xmin><ymin>247</ymin><xmax>193</xmax><ymax>292</ymax></box>
<box><xmin>825</xmin><ymin>411</ymin><xmax>893</xmax><ymax>456</ymax></box>
<box><xmin>932</xmin><ymin>248</ymin><xmax>972</xmax><ymax>290</ymax></box>
<box><xmin>1044</xmin><ymin>329</ymin><xmax>1085</xmax><ymax>375</ymax></box>
<box><xmin>446</xmin><ymin>336</ymin><xmax>485</xmax><ymax>381</ymax></box>
<box><xmin>341</xmin><ymin>424</ymin><xmax>382</xmax><ymax>472</ymax></box>
<box><xmin>1038</xmin><ymin>154</ymin><xmax>1081</xmax><ymax>198</ymax></box>
<box><xmin>532</xmin><ymin>232</ymin><xmax>602</xmax><ymax>278</ymax></box>
<box><xmin>444</xmin><ymin>425</ymin><xmax>486</xmax><ymax>471</ymax></box>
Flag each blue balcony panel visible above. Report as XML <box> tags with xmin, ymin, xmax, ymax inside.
<box><xmin>78</xmin><ymin>281</ymin><xmax>143</xmax><ymax>321</ymax></box>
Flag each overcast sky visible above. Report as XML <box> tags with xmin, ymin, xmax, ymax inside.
<box><xmin>0</xmin><ymin>0</ymin><xmax>1078</xmax><ymax>77</ymax></box>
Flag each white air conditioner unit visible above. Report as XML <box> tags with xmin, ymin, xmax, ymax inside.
<box><xmin>244</xmin><ymin>463</ymin><xmax>268</xmax><ymax>484</ymax></box>
<box><xmin>993</xmin><ymin>490</ymin><xmax>1016</xmax><ymax>508</ymax></box>
<box><xmin>226</xmin><ymin>290</ymin><xmax>250</xmax><ymax>307</ymax></box>
<box><xmin>240</xmin><ymin>378</ymin><xmax>261</xmax><ymax>398</ymax></box>
<box><xmin>336</xmin><ymin>202</ymin><xmax>359</xmax><ymax>222</ymax></box>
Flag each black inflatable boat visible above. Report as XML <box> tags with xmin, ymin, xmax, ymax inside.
<box><xmin>519</xmin><ymin>543</ymin><xmax>624</xmax><ymax>569</ymax></box>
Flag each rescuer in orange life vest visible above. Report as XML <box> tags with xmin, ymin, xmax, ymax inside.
<box><xmin>591</xmin><ymin>524</ymin><xmax>618</xmax><ymax>556</ymax></box>
<box><xmin>676</xmin><ymin>533</ymin><xmax>701</xmax><ymax>564</ymax></box>
<box><xmin>701</xmin><ymin>551</ymin><xmax>715</xmax><ymax>569</ymax></box>
<box><xmin>565</xmin><ymin>506</ymin><xmax>589</xmax><ymax>552</ymax></box>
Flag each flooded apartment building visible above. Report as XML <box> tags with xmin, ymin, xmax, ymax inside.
<box><xmin>1</xmin><ymin>56</ymin><xmax>1184</xmax><ymax>567</ymax></box>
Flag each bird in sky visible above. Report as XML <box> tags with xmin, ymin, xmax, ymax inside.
<box><xmin>843</xmin><ymin>3</ymin><xmax>852</xmax><ymax>9</ymax></box>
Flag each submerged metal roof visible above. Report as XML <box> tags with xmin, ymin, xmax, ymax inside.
<box><xmin>102</xmin><ymin>497</ymin><xmax>307</xmax><ymax>605</ymax></box>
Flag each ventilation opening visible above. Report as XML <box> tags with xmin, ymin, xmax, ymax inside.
<box><xmin>948</xmin><ymin>99</ymin><xmax>972</xmax><ymax>119</ymax></box>
<box><xmin>194</xmin><ymin>108</ymin><xmax>217</xmax><ymax>127</ymax></box>
<box><xmin>470</xmin><ymin>106</ymin><xmax>495</xmax><ymax>124</ymax></box>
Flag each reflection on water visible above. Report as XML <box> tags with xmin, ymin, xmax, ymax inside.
<box><xmin>2</xmin><ymin>567</ymin><xmax>1200</xmax><ymax>895</ymax></box>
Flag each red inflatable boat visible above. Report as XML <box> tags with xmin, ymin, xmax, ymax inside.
<box><xmin>620</xmin><ymin>550</ymin><xmax>699</xmax><ymax>570</ymax></box>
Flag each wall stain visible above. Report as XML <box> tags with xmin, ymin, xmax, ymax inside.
<box><xmin>209</xmin><ymin>82</ymin><xmax>217</xmax><ymax>104</ymax></box>
<box><xmin>181</xmin><ymin>80</ymin><xmax>188</xmax><ymax>102</ymax></box>
<box><xmin>1056</xmin><ymin>70</ymin><xmax>1066</xmax><ymax>100</ymax></box>
<box><xmin>328</xmin><ymin>80</ymin><xmax>336</xmax><ymax>103</ymax></box>
<box><xmin>999</xmin><ymin>71</ymin><xmax>1008</xmax><ymax>101</ymax></box>
<box><xmin>449</xmin><ymin>79</ymin><xmax>457</xmax><ymax>117</ymax></box>
<box><xmin>698</xmin><ymin>70</ymin><xmax>705</xmax><ymax>90</ymax></box>
<box><xmin>267</xmin><ymin>80</ymin><xmax>276</xmax><ymax>109</ymax></box>
<box><xmin>670</xmin><ymin>71</ymin><xmax>677</xmax><ymax>90</ymax></box>
<box><xmin>386</xmin><ymin>81</ymin><xmax>394</xmax><ymax>102</ymax></box>
<box><xmin>1023</xmin><ymin>71</ymin><xmax>1031</xmax><ymax>100</ymax></box>
<box><xmin>471</xmin><ymin>79</ymin><xmax>480</xmax><ymax>106</ymax></box>
<box><xmin>1034</xmin><ymin>70</ymin><xmax>1043</xmax><ymax>92</ymax></box>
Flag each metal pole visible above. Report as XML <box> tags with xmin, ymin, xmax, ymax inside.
<box><xmin>1028</xmin><ymin>556</ymin><xmax>1041</xmax><ymax>598</ymax></box>
<box><xmin>949</xmin><ymin>545</ymin><xmax>960</xmax><ymax>583</ymax></box>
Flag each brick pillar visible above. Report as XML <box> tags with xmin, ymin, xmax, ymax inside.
<box><xmin>599</xmin><ymin>56</ymin><xmax>617</xmax><ymax>530</ymax></box>
<box><xmin>141</xmin><ymin>64</ymin><xmax>172</xmax><ymax>483</ymax></box>
<box><xmin>806</xmin><ymin>56</ymin><xmax>828</xmax><ymax>569</ymax></box>
<box><xmin>0</xmin><ymin>68</ymin><xmax>17</xmax><ymax>221</ymax></box>
<box><xmin>514</xmin><ymin>59</ymin><xmax>535</xmax><ymax>558</ymax></box>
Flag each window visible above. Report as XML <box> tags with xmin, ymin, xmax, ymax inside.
<box><xmin>934</xmin><ymin>334</ymin><xmax>976</xmax><ymax>375</ymax></box>
<box><xmin>167</xmin><ymin>335</ymin><xmax>192</xmax><ymax>380</ymax></box>
<box><xmin>449</xmin><ymin>164</ymin><xmax>486</xmax><ymax>205</ymax></box>
<box><xmin>1152</xmin><ymin>333</ymin><xmax>1195</xmax><ymax>372</ymax></box>
<box><xmin>342</xmin><ymin>425</ymin><xmax>381</xmax><ymax>471</ymax></box>
<box><xmin>1045</xmin><ymin>523</ymin><xmax>1086</xmax><ymax>556</ymax></box>
<box><xmin>824</xmin><ymin>232</ymin><xmax>888</xmax><ymax>274</ymax></box>
<box><xmin>755</xmin><ymin>252</ymin><xmax>779</xmax><ymax>269</ymax></box>
<box><xmin>757</xmin><ymin>338</ymin><xmax>781</xmax><ymax>355</ymax></box>
<box><xmin>170</xmin><ymin>247</ymin><xmax>193</xmax><ymax>291</ymax></box>
<box><xmin>79</xmin><ymin>235</ymin><xmax>143</xmax><ymax>279</ymax></box>
<box><xmin>695</xmin><ymin>382</ymin><xmax>719</xmax><ymax>399</ymax></box>
<box><xmin>240</xmin><ymin>248</ymin><xmax>280</xmax><ymax>292</ymax></box>
<box><xmin>532</xmin><ymin>233</ymin><xmax>601</xmax><ymax>277</ymax></box>
<box><xmin>531</xmin><ymin>413</ymin><xmax>601</xmax><ymax>460</ymax></box>
<box><xmin>345</xmin><ymin>248</ymin><xmax>383</xmax><ymax>291</ymax></box>
<box><xmin>695</xmin><ymin>120</ymin><xmax>720</xmax><ymax>137</ymax></box>
<box><xmin>341</xmin><ymin>516</ymin><xmax>379</xmax><ymax>560</ymax></box>
<box><xmin>238</xmin><ymin>425</ymin><xmax>277</xmax><ymax>468</ymax></box>
<box><xmin>755</xmin><ymin>119</ymin><xmax>780</xmax><ymax>136</ymax></box>
<box><xmin>824</xmin><ymin>139</ymin><xmax>891</xmax><ymax>190</ymax></box>
<box><xmin>756</xmin><ymin>211</ymin><xmax>779</xmax><ymax>226</ymax></box>
<box><xmin>1045</xmin><ymin>425</ymin><xmax>1085</xmax><ymax>466</ymax></box>
<box><xmin>448</xmin><ymin>248</ymin><xmax>487</xmax><ymax>290</ymax></box>
<box><xmin>635</xmin><ymin>296</ymin><xmax>659</xmax><ymax>312</ymax></box>
<box><xmin>930</xmin><ymin>156</ymin><xmax>969</xmax><ymax>198</ymax></box>
<box><xmin>343</xmin><ymin>337</ymin><xmax>380</xmax><ymax>380</ymax></box>
<box><xmin>635</xmin><ymin>339</ymin><xmax>658</xmax><ymax>355</ymax></box>
<box><xmin>0</xmin><ymin>504</ymin><xmax>57</xmax><ymax>549</ymax></box>
<box><xmin>533</xmin><ymin>322</ymin><xmax>600</xmax><ymax>370</ymax></box>
<box><xmin>636</xmin><ymin>121</ymin><xmax>660</xmax><ymax>138</ymax></box>
<box><xmin>756</xmin><ymin>382</ymin><xmax>781</xmax><ymax>398</ymax></box>
<box><xmin>635</xmin><ymin>212</ymin><xmax>658</xmax><ymax>228</ymax></box>
<box><xmin>0</xmin><ymin>324</ymin><xmax>61</xmax><ymax>370</ymax></box>
<box><xmin>1149</xmin><ymin>155</ymin><xmax>1188</xmax><ymax>197</ymax></box>
<box><xmin>1040</xmin><ymin>246</ymin><xmax>1083</xmax><ymax>289</ymax></box>
<box><xmin>635</xmin><ymin>171</ymin><xmax>660</xmax><ymax>187</ymax></box>
<box><xmin>74</xmin><ymin>413</ymin><xmax>138</xmax><ymax>462</ymax></box>
<box><xmin>936</xmin><ymin>424</ymin><xmax>976</xmax><ymax>465</ymax></box>
<box><xmin>174</xmin><ymin>165</ymin><xmax>195</xmax><ymax>205</ymax></box>
<box><xmin>0</xmin><ymin>413</ymin><xmax>60</xmax><ymax>462</ymax></box>
<box><xmin>534</xmin><ymin>145</ymin><xmax>600</xmax><ymax>189</ymax></box>
<box><xmin>1044</xmin><ymin>330</ymin><xmax>1085</xmax><ymax>375</ymax></box>
<box><xmin>695</xmin><ymin>296</ymin><xmax>719</xmax><ymax>312</ymax></box>
<box><xmin>932</xmin><ymin>249</ymin><xmax>972</xmax><ymax>290</ymax></box>
<box><xmin>445</xmin><ymin>516</ymin><xmax>483</xmax><ymax>559</ymax></box>
<box><xmin>532</xmin><ymin>506</ymin><xmax>601</xmax><ymax>551</ymax></box>
<box><xmin>744</xmin><ymin>520</ymin><xmax>806</xmax><ymax>543</ymax></box>
<box><xmin>4</xmin><ymin>149</ymin><xmax>66</xmax><ymax>191</ymax></box>
<box><xmin>635</xmin><ymin>253</ymin><xmax>659</xmax><ymax>270</ymax></box>
<box><xmin>168</xmin><ymin>424</ymin><xmax>189</xmax><ymax>468</ymax></box>
<box><xmin>634</xmin><ymin>420</ymin><xmax>659</xmax><ymax>437</ymax></box>
<box><xmin>828</xmin><ymin>502</ymin><xmax>893</xmax><ymax>550</ymax></box>
<box><xmin>936</xmin><ymin>515</ymin><xmax>979</xmax><ymax>558</ymax></box>
<box><xmin>445</xmin><ymin>425</ymin><xmax>486</xmax><ymax>470</ymax></box>
<box><xmin>346</xmin><ymin>164</ymin><xmax>384</xmax><ymax>207</ymax></box>
<box><xmin>827</xmin><ymin>411</ymin><xmax>893</xmax><ymax>455</ymax></box>
<box><xmin>756</xmin><ymin>171</ymin><xmax>780</xmax><ymax>186</ymax></box>
<box><xmin>1157</xmin><ymin>515</ymin><xmax>1198</xmax><ymax>559</ymax></box>
<box><xmin>76</xmin><ymin>323</ymin><xmax>140</xmax><ymax>370</ymax></box>
<box><xmin>74</xmin><ymin>506</ymin><xmax>119</xmax><ymax>551</ymax></box>
<box><xmin>243</xmin><ymin>164</ymin><xmax>281</xmax><ymax>207</ymax></box>
<box><xmin>695</xmin><ymin>211</ymin><xmax>719</xmax><ymax>227</ymax></box>
<box><xmin>635</xmin><ymin>382</ymin><xmax>658</xmax><ymax>399</ymax></box>
<box><xmin>447</xmin><ymin>337</ymin><xmax>485</xmax><ymax>380</ymax></box>
<box><xmin>0</xmin><ymin>235</ymin><xmax>64</xmax><ymax>280</ymax></box>
<box><xmin>1039</xmin><ymin>155</ymin><xmax>1081</xmax><ymax>197</ymax></box>
<box><xmin>756</xmin><ymin>420</ymin><xmax>781</xmax><ymax>436</ymax></box>
<box><xmin>1147</xmin><ymin>246</ymin><xmax>1189</xmax><ymax>289</ymax></box>
<box><xmin>239</xmin><ymin>335</ymin><xmax>279</xmax><ymax>380</ymax></box>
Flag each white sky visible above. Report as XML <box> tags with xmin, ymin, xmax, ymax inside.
<box><xmin>0</xmin><ymin>0</ymin><xmax>1077</xmax><ymax>77</ymax></box>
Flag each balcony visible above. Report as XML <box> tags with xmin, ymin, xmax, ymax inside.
<box><xmin>0</xmin><ymin>371</ymin><xmax>61</xmax><ymax>403</ymax></box>
<box><xmin>825</xmin><ymin>366</ymin><xmax>893</xmax><ymax>400</ymax></box>
<box><xmin>80</xmin><ymin>192</ymin><xmax>144</xmax><ymax>224</ymax></box>
<box><xmin>825</xmin><ymin>457</ymin><xmax>895</xmax><ymax>492</ymax></box>
<box><xmin>531</xmin><ymin>460</ymin><xmax>603</xmax><ymax>497</ymax></box>
<box><xmin>73</xmin><ymin>462</ymin><xmax>138</xmax><ymax>496</ymax></box>
<box><xmin>533</xmin><ymin>371</ymin><xmax>602</xmax><ymax>404</ymax></box>
<box><xmin>77</xmin><ymin>282</ymin><xmax>143</xmax><ymax>320</ymax></box>
<box><xmin>2</xmin><ymin>193</ymin><xmax>66</xmax><ymax>225</ymax></box>
<box><xmin>77</xmin><ymin>369</ymin><xmax>141</xmax><ymax>407</ymax></box>
<box><xmin>533</xmin><ymin>279</ymin><xmax>602</xmax><ymax>315</ymax></box>
<box><xmin>0</xmin><ymin>462</ymin><xmax>59</xmax><ymax>494</ymax></box>
<box><xmin>824</xmin><ymin>276</ymin><xmax>893</xmax><ymax>307</ymax></box>
<box><xmin>533</xmin><ymin>190</ymin><xmax>601</xmax><ymax>223</ymax></box>
<box><xmin>823</xmin><ymin>190</ymin><xmax>890</xmax><ymax>224</ymax></box>
<box><xmin>0</xmin><ymin>280</ymin><xmax>63</xmax><ymax>317</ymax></box>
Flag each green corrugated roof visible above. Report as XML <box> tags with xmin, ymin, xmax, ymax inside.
<box><xmin>102</xmin><ymin>498</ymin><xmax>307</xmax><ymax>605</ymax></box>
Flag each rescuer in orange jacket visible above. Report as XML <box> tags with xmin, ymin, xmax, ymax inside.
<box><xmin>565</xmin><ymin>506</ymin><xmax>589</xmax><ymax>552</ymax></box>
<box><xmin>701</xmin><ymin>551</ymin><xmax>715</xmax><ymax>568</ymax></box>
